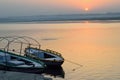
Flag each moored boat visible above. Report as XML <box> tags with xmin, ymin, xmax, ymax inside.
<box><xmin>0</xmin><ymin>49</ymin><xmax>46</xmax><ymax>73</ymax></box>
<box><xmin>24</xmin><ymin>47</ymin><xmax>64</xmax><ymax>66</ymax></box>
<box><xmin>0</xmin><ymin>36</ymin><xmax>64</xmax><ymax>67</ymax></box>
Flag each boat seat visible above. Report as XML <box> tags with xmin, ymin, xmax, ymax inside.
<box><xmin>0</xmin><ymin>53</ymin><xmax>11</xmax><ymax>62</ymax></box>
<box><xmin>17</xmin><ymin>64</ymin><xmax>33</xmax><ymax>67</ymax></box>
<box><xmin>7</xmin><ymin>60</ymin><xmax>25</xmax><ymax>66</ymax></box>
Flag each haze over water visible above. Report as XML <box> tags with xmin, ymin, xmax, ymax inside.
<box><xmin>0</xmin><ymin>22</ymin><xmax>120</xmax><ymax>80</ymax></box>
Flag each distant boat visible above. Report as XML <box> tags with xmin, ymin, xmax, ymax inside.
<box><xmin>24</xmin><ymin>47</ymin><xmax>64</xmax><ymax>66</ymax></box>
<box><xmin>0</xmin><ymin>49</ymin><xmax>46</xmax><ymax>73</ymax></box>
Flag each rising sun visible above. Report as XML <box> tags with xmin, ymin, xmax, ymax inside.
<box><xmin>85</xmin><ymin>8</ymin><xmax>89</xmax><ymax>11</ymax></box>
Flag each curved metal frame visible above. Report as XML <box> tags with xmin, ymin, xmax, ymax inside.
<box><xmin>0</xmin><ymin>37</ymin><xmax>10</xmax><ymax>51</ymax></box>
<box><xmin>0</xmin><ymin>36</ymin><xmax>41</xmax><ymax>55</ymax></box>
<box><xmin>4</xmin><ymin>36</ymin><xmax>40</xmax><ymax>48</ymax></box>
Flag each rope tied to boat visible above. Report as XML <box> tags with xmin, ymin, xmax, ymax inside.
<box><xmin>65</xmin><ymin>59</ymin><xmax>83</xmax><ymax>71</ymax></box>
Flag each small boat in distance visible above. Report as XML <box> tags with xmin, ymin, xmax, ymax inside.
<box><xmin>0</xmin><ymin>49</ymin><xmax>46</xmax><ymax>73</ymax></box>
<box><xmin>24</xmin><ymin>47</ymin><xmax>64</xmax><ymax>66</ymax></box>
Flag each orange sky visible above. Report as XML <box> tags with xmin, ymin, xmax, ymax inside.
<box><xmin>6</xmin><ymin>0</ymin><xmax>120</xmax><ymax>11</ymax></box>
<box><xmin>23</xmin><ymin>0</ymin><xmax>119</xmax><ymax>12</ymax></box>
<box><xmin>0</xmin><ymin>0</ymin><xmax>120</xmax><ymax>17</ymax></box>
<box><xmin>54</xmin><ymin>0</ymin><xmax>116</xmax><ymax>11</ymax></box>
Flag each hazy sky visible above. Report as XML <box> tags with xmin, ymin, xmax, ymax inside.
<box><xmin>0</xmin><ymin>0</ymin><xmax>120</xmax><ymax>17</ymax></box>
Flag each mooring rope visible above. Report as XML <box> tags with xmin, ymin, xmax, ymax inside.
<box><xmin>65</xmin><ymin>59</ymin><xmax>83</xmax><ymax>71</ymax></box>
<box><xmin>65</xmin><ymin>59</ymin><xmax>83</xmax><ymax>67</ymax></box>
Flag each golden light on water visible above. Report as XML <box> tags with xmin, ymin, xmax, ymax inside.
<box><xmin>1</xmin><ymin>23</ymin><xmax>120</xmax><ymax>79</ymax></box>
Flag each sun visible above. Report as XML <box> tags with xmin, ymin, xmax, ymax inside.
<box><xmin>85</xmin><ymin>8</ymin><xmax>89</xmax><ymax>11</ymax></box>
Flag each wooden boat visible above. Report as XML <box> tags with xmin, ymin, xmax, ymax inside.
<box><xmin>24</xmin><ymin>47</ymin><xmax>64</xmax><ymax>66</ymax></box>
<box><xmin>0</xmin><ymin>50</ymin><xmax>46</xmax><ymax>73</ymax></box>
<box><xmin>0</xmin><ymin>36</ymin><xmax>64</xmax><ymax>67</ymax></box>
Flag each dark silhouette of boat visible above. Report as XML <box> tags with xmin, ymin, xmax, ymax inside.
<box><xmin>43</xmin><ymin>66</ymin><xmax>65</xmax><ymax>78</ymax></box>
<box><xmin>0</xmin><ymin>70</ymin><xmax>53</xmax><ymax>80</ymax></box>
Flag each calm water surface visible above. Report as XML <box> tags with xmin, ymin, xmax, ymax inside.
<box><xmin>0</xmin><ymin>22</ymin><xmax>120</xmax><ymax>80</ymax></box>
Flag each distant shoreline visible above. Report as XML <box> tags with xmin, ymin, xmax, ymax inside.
<box><xmin>0</xmin><ymin>20</ymin><xmax>120</xmax><ymax>24</ymax></box>
<box><xmin>0</xmin><ymin>13</ymin><xmax>120</xmax><ymax>23</ymax></box>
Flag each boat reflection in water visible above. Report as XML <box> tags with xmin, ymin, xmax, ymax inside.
<box><xmin>43</xmin><ymin>66</ymin><xmax>65</xmax><ymax>78</ymax></box>
<box><xmin>0</xmin><ymin>66</ymin><xmax>65</xmax><ymax>80</ymax></box>
<box><xmin>0</xmin><ymin>70</ymin><xmax>52</xmax><ymax>80</ymax></box>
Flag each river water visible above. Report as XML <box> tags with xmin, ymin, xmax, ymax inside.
<box><xmin>0</xmin><ymin>22</ymin><xmax>120</xmax><ymax>80</ymax></box>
